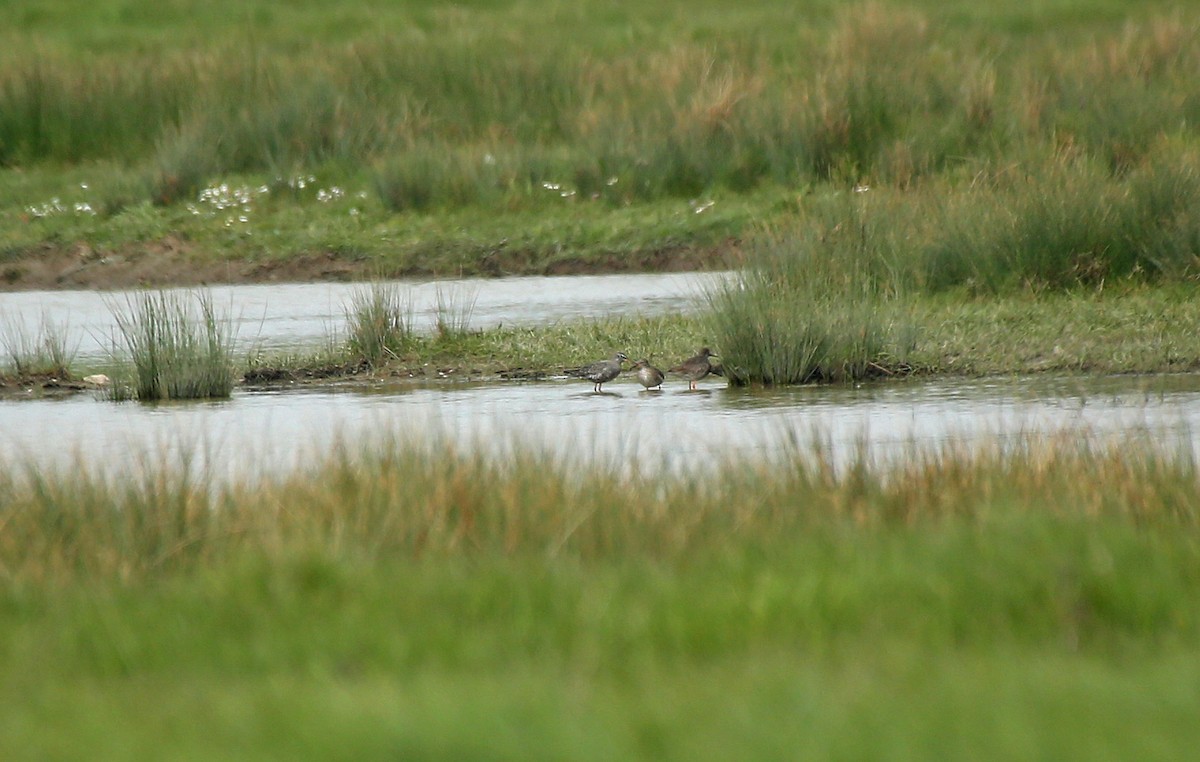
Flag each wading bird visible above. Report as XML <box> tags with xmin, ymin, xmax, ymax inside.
<box><xmin>565</xmin><ymin>352</ymin><xmax>628</xmax><ymax>392</ymax></box>
<box><xmin>669</xmin><ymin>347</ymin><xmax>718</xmax><ymax>390</ymax></box>
<box><xmin>632</xmin><ymin>358</ymin><xmax>665</xmax><ymax>391</ymax></box>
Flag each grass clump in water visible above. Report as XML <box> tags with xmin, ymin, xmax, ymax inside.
<box><xmin>432</xmin><ymin>283</ymin><xmax>479</xmax><ymax>341</ymax></box>
<box><xmin>707</xmin><ymin>193</ymin><xmax>914</xmax><ymax>385</ymax></box>
<box><xmin>0</xmin><ymin>311</ymin><xmax>76</xmax><ymax>379</ymax></box>
<box><xmin>110</xmin><ymin>290</ymin><xmax>236</xmax><ymax>400</ymax></box>
<box><xmin>344</xmin><ymin>282</ymin><xmax>414</xmax><ymax>367</ymax></box>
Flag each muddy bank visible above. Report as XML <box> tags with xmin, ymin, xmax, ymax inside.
<box><xmin>0</xmin><ymin>372</ymin><xmax>97</xmax><ymax>400</ymax></box>
<box><xmin>0</xmin><ymin>362</ymin><xmax>555</xmax><ymax>401</ymax></box>
<box><xmin>0</xmin><ymin>238</ymin><xmax>737</xmax><ymax>291</ymax></box>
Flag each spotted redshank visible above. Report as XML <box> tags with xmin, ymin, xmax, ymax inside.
<box><xmin>669</xmin><ymin>347</ymin><xmax>718</xmax><ymax>390</ymax></box>
<box><xmin>565</xmin><ymin>352</ymin><xmax>628</xmax><ymax>392</ymax></box>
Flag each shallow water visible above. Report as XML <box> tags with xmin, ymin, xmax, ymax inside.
<box><xmin>4</xmin><ymin>371</ymin><xmax>1200</xmax><ymax>484</ymax></box>
<box><xmin>0</xmin><ymin>271</ymin><xmax>725</xmax><ymax>362</ymax></box>
<box><xmin>5</xmin><ymin>273</ymin><xmax>1200</xmax><ymax>484</ymax></box>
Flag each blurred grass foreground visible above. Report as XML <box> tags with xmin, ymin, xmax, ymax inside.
<box><xmin>2</xmin><ymin>430</ymin><xmax>1200</xmax><ymax>757</ymax></box>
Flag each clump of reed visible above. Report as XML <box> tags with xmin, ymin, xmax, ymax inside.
<box><xmin>432</xmin><ymin>283</ymin><xmax>479</xmax><ymax>341</ymax></box>
<box><xmin>0</xmin><ymin>311</ymin><xmax>76</xmax><ymax>379</ymax></box>
<box><xmin>706</xmin><ymin>191</ymin><xmax>915</xmax><ymax>385</ymax></box>
<box><xmin>146</xmin><ymin>124</ymin><xmax>217</xmax><ymax>206</ymax></box>
<box><xmin>109</xmin><ymin>290</ymin><xmax>237</xmax><ymax>400</ymax></box>
<box><xmin>922</xmin><ymin>147</ymin><xmax>1200</xmax><ymax>291</ymax></box>
<box><xmin>344</xmin><ymin>282</ymin><xmax>414</xmax><ymax>366</ymax></box>
<box><xmin>372</xmin><ymin>146</ymin><xmax>509</xmax><ymax>213</ymax></box>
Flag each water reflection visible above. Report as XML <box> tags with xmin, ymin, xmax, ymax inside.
<box><xmin>3</xmin><ymin>373</ymin><xmax>1199</xmax><ymax>485</ymax></box>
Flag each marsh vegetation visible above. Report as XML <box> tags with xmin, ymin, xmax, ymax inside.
<box><xmin>2</xmin><ymin>432</ymin><xmax>1200</xmax><ymax>756</ymax></box>
<box><xmin>0</xmin><ymin>310</ymin><xmax>75</xmax><ymax>379</ymax></box>
<box><xmin>107</xmin><ymin>290</ymin><xmax>237</xmax><ymax>400</ymax></box>
<box><xmin>5</xmin><ymin>0</ymin><xmax>1200</xmax><ymax>755</ymax></box>
<box><xmin>3</xmin><ymin>0</ymin><xmax>1199</xmax><ymax>284</ymax></box>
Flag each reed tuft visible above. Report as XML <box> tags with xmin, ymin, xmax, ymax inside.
<box><xmin>706</xmin><ymin>193</ymin><xmax>914</xmax><ymax>385</ymax></box>
<box><xmin>344</xmin><ymin>282</ymin><xmax>414</xmax><ymax>366</ymax></box>
<box><xmin>1</xmin><ymin>311</ymin><xmax>76</xmax><ymax>379</ymax></box>
<box><xmin>109</xmin><ymin>290</ymin><xmax>237</xmax><ymax>400</ymax></box>
<box><xmin>433</xmin><ymin>283</ymin><xmax>479</xmax><ymax>340</ymax></box>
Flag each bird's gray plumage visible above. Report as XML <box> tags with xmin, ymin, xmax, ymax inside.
<box><xmin>565</xmin><ymin>352</ymin><xmax>628</xmax><ymax>392</ymax></box>
<box><xmin>669</xmin><ymin>347</ymin><xmax>718</xmax><ymax>390</ymax></box>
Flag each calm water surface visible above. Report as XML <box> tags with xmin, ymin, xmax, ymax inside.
<box><xmin>5</xmin><ymin>273</ymin><xmax>1199</xmax><ymax>483</ymax></box>
<box><xmin>1</xmin><ymin>272</ymin><xmax>725</xmax><ymax>361</ymax></box>
<box><xmin>4</xmin><ymin>372</ymin><xmax>1199</xmax><ymax>484</ymax></box>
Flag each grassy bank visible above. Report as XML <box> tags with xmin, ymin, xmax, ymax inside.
<box><xmin>3</xmin><ymin>1</ymin><xmax>1200</xmax><ymax>285</ymax></box>
<box><xmin>2</xmin><ymin>433</ymin><xmax>1200</xmax><ymax>756</ymax></box>
<box><xmin>292</xmin><ymin>282</ymin><xmax>1200</xmax><ymax>381</ymax></box>
<box><xmin>6</xmin><ymin>281</ymin><xmax>1200</xmax><ymax>397</ymax></box>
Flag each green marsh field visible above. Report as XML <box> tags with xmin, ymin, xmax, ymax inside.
<box><xmin>5</xmin><ymin>0</ymin><xmax>1200</xmax><ymax>758</ymax></box>
<box><xmin>4</xmin><ymin>0</ymin><xmax>1200</xmax><ymax>288</ymax></box>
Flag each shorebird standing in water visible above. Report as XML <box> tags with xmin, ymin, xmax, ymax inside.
<box><xmin>632</xmin><ymin>358</ymin><xmax>665</xmax><ymax>391</ymax></box>
<box><xmin>565</xmin><ymin>352</ymin><xmax>628</xmax><ymax>392</ymax></box>
<box><xmin>669</xmin><ymin>347</ymin><xmax>718</xmax><ymax>390</ymax></box>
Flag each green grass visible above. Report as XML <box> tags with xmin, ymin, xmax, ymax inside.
<box><xmin>0</xmin><ymin>310</ymin><xmax>75</xmax><ymax>379</ymax></box>
<box><xmin>343</xmin><ymin>281</ymin><xmax>415</xmax><ymax>368</ymax></box>
<box><xmin>904</xmin><ymin>284</ymin><xmax>1200</xmax><ymax>376</ymax></box>
<box><xmin>702</xmin><ymin>147</ymin><xmax>1200</xmax><ymax>383</ymax></box>
<box><xmin>1</xmin><ymin>275</ymin><xmax>1182</xmax><ymax>396</ymax></box>
<box><xmin>4</xmin><ymin>1</ymin><xmax>1200</xmax><ymax>284</ymax></box>
<box><xmin>3</xmin><ymin>1</ymin><xmax>1192</xmax><ymax>185</ymax></box>
<box><xmin>8</xmin><ymin>3</ymin><xmax>1200</xmax><ymax>751</ymax></box>
<box><xmin>1</xmin><ymin>278</ymin><xmax>1184</xmax><ymax>396</ymax></box>
<box><xmin>2</xmin><ymin>433</ymin><xmax>1200</xmax><ymax>757</ymax></box>
<box><xmin>8</xmin><ymin>1</ymin><xmax>1200</xmax><ymax>386</ymax></box>
<box><xmin>110</xmin><ymin>289</ymin><xmax>236</xmax><ymax>400</ymax></box>
<box><xmin>704</xmin><ymin>198</ymin><xmax>915</xmax><ymax>384</ymax></box>
<box><xmin>432</xmin><ymin>283</ymin><xmax>479</xmax><ymax>341</ymax></box>
<box><xmin>0</xmin><ymin>163</ymin><xmax>751</xmax><ymax>284</ymax></box>
<box><xmin>226</xmin><ymin>280</ymin><xmax>1200</xmax><ymax>388</ymax></box>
